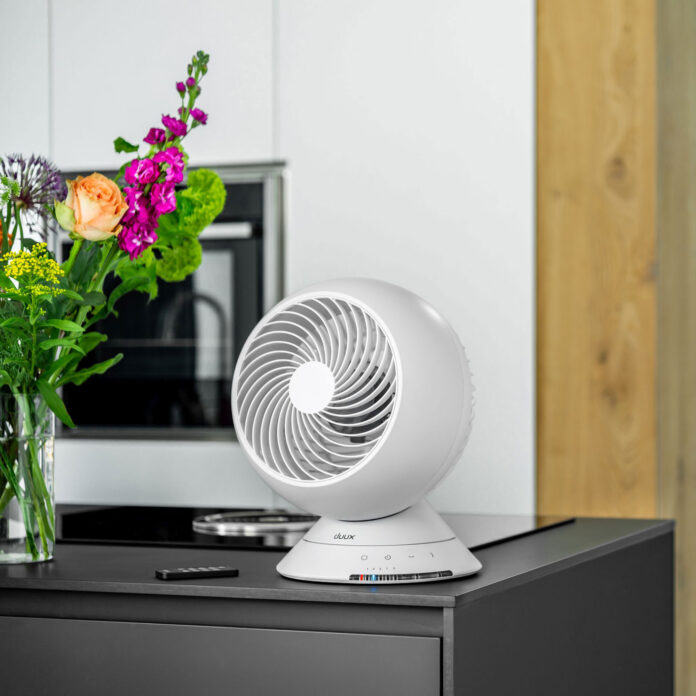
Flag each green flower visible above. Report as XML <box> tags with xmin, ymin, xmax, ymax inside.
<box><xmin>156</xmin><ymin>237</ymin><xmax>202</xmax><ymax>282</ymax></box>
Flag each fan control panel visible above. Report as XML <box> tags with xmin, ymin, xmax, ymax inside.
<box><xmin>342</xmin><ymin>543</ymin><xmax>462</xmax><ymax>583</ymax></box>
<box><xmin>349</xmin><ymin>571</ymin><xmax>453</xmax><ymax>582</ymax></box>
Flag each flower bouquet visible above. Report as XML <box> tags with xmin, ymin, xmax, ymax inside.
<box><xmin>0</xmin><ymin>50</ymin><xmax>225</xmax><ymax>562</ymax></box>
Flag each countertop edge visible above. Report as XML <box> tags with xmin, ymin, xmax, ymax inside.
<box><xmin>453</xmin><ymin>518</ymin><xmax>674</xmax><ymax>607</ymax></box>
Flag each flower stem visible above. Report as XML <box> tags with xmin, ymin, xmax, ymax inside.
<box><xmin>61</xmin><ymin>238</ymin><xmax>83</xmax><ymax>276</ymax></box>
<box><xmin>15</xmin><ymin>203</ymin><xmax>24</xmax><ymax>248</ymax></box>
<box><xmin>0</xmin><ymin>482</ymin><xmax>14</xmax><ymax>515</ymax></box>
<box><xmin>16</xmin><ymin>394</ymin><xmax>53</xmax><ymax>559</ymax></box>
<box><xmin>55</xmin><ymin>241</ymin><xmax>121</xmax><ymax>368</ymax></box>
<box><xmin>2</xmin><ymin>202</ymin><xmax>11</xmax><ymax>254</ymax></box>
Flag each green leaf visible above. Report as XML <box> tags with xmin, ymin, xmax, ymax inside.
<box><xmin>40</xmin><ymin>319</ymin><xmax>85</xmax><ymax>334</ymax></box>
<box><xmin>113</xmin><ymin>137</ymin><xmax>139</xmax><ymax>154</ymax></box>
<box><xmin>60</xmin><ymin>289</ymin><xmax>84</xmax><ymax>302</ymax></box>
<box><xmin>54</xmin><ymin>200</ymin><xmax>76</xmax><ymax>233</ymax></box>
<box><xmin>81</xmin><ymin>291</ymin><xmax>107</xmax><ymax>306</ymax></box>
<box><xmin>58</xmin><ymin>353</ymin><xmax>123</xmax><ymax>386</ymax></box>
<box><xmin>20</xmin><ymin>237</ymin><xmax>39</xmax><ymax>251</ymax></box>
<box><xmin>65</xmin><ymin>240</ymin><xmax>101</xmax><ymax>289</ymax></box>
<box><xmin>0</xmin><ymin>289</ymin><xmax>25</xmax><ymax>301</ymax></box>
<box><xmin>43</xmin><ymin>352</ymin><xmax>81</xmax><ymax>382</ymax></box>
<box><xmin>107</xmin><ymin>275</ymin><xmax>149</xmax><ymax>313</ymax></box>
<box><xmin>37</xmin><ymin>377</ymin><xmax>75</xmax><ymax>428</ymax></box>
<box><xmin>59</xmin><ymin>289</ymin><xmax>106</xmax><ymax>307</ymax></box>
<box><xmin>0</xmin><ymin>316</ymin><xmax>29</xmax><ymax>330</ymax></box>
<box><xmin>113</xmin><ymin>162</ymin><xmax>127</xmax><ymax>185</ymax></box>
<box><xmin>116</xmin><ymin>248</ymin><xmax>159</xmax><ymax>299</ymax></box>
<box><xmin>38</xmin><ymin>338</ymin><xmax>85</xmax><ymax>355</ymax></box>
<box><xmin>78</xmin><ymin>331</ymin><xmax>107</xmax><ymax>354</ymax></box>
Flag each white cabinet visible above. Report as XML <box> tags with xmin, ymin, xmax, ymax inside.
<box><xmin>50</xmin><ymin>0</ymin><xmax>273</xmax><ymax>170</ymax></box>
<box><xmin>276</xmin><ymin>1</ymin><xmax>535</xmax><ymax>515</ymax></box>
<box><xmin>0</xmin><ymin>0</ymin><xmax>50</xmax><ymax>157</ymax></box>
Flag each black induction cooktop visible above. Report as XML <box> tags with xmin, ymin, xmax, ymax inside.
<box><xmin>56</xmin><ymin>504</ymin><xmax>574</xmax><ymax>552</ymax></box>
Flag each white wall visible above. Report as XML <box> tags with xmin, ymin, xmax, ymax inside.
<box><xmin>277</xmin><ymin>1</ymin><xmax>535</xmax><ymax>514</ymax></box>
<box><xmin>50</xmin><ymin>0</ymin><xmax>273</xmax><ymax>170</ymax></box>
<box><xmin>1</xmin><ymin>0</ymin><xmax>535</xmax><ymax>514</ymax></box>
<box><xmin>0</xmin><ymin>0</ymin><xmax>50</xmax><ymax>156</ymax></box>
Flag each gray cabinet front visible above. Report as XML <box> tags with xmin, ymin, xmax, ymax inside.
<box><xmin>3</xmin><ymin>616</ymin><xmax>440</xmax><ymax>696</ymax></box>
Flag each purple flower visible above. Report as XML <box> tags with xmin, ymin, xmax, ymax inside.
<box><xmin>161</xmin><ymin>114</ymin><xmax>187</xmax><ymax>138</ymax></box>
<box><xmin>190</xmin><ymin>108</ymin><xmax>208</xmax><ymax>125</ymax></box>
<box><xmin>124</xmin><ymin>186</ymin><xmax>144</xmax><ymax>212</ymax></box>
<box><xmin>143</xmin><ymin>127</ymin><xmax>166</xmax><ymax>145</ymax></box>
<box><xmin>176</xmin><ymin>81</ymin><xmax>186</xmax><ymax>94</ymax></box>
<box><xmin>153</xmin><ymin>146</ymin><xmax>185</xmax><ymax>184</ymax></box>
<box><xmin>0</xmin><ymin>154</ymin><xmax>66</xmax><ymax>235</ymax></box>
<box><xmin>123</xmin><ymin>186</ymin><xmax>155</xmax><ymax>225</ymax></box>
<box><xmin>118</xmin><ymin>221</ymin><xmax>158</xmax><ymax>260</ymax></box>
<box><xmin>150</xmin><ymin>182</ymin><xmax>177</xmax><ymax>216</ymax></box>
<box><xmin>124</xmin><ymin>158</ymin><xmax>160</xmax><ymax>185</ymax></box>
<box><xmin>186</xmin><ymin>76</ymin><xmax>196</xmax><ymax>88</ymax></box>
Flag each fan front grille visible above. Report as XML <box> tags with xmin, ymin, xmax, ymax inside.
<box><xmin>235</xmin><ymin>297</ymin><xmax>398</xmax><ymax>481</ymax></box>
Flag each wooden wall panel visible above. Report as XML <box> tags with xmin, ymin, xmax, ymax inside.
<box><xmin>537</xmin><ymin>1</ymin><xmax>696</xmax><ymax>693</ymax></box>
<box><xmin>657</xmin><ymin>2</ymin><xmax>696</xmax><ymax>693</ymax></box>
<box><xmin>537</xmin><ymin>0</ymin><xmax>657</xmax><ymax>518</ymax></box>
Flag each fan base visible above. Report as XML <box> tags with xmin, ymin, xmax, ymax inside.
<box><xmin>276</xmin><ymin>501</ymin><xmax>482</xmax><ymax>584</ymax></box>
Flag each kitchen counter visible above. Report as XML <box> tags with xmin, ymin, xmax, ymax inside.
<box><xmin>0</xmin><ymin>517</ymin><xmax>673</xmax><ymax>696</ymax></box>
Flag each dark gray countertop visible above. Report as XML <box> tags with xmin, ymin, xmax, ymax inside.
<box><xmin>0</xmin><ymin>517</ymin><xmax>672</xmax><ymax>608</ymax></box>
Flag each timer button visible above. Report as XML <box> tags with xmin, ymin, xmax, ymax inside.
<box><xmin>360</xmin><ymin>554</ymin><xmax>368</xmax><ymax>561</ymax></box>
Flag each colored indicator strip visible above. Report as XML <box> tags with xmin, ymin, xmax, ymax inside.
<box><xmin>349</xmin><ymin>571</ymin><xmax>453</xmax><ymax>582</ymax></box>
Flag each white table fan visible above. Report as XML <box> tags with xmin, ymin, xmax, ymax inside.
<box><xmin>231</xmin><ymin>278</ymin><xmax>481</xmax><ymax>584</ymax></box>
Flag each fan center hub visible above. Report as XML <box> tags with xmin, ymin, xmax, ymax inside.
<box><xmin>289</xmin><ymin>361</ymin><xmax>335</xmax><ymax>414</ymax></box>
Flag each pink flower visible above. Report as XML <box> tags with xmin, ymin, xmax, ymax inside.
<box><xmin>143</xmin><ymin>128</ymin><xmax>166</xmax><ymax>145</ymax></box>
<box><xmin>124</xmin><ymin>186</ymin><xmax>144</xmax><ymax>213</ymax></box>
<box><xmin>151</xmin><ymin>182</ymin><xmax>177</xmax><ymax>216</ymax></box>
<box><xmin>118</xmin><ymin>221</ymin><xmax>158</xmax><ymax>260</ymax></box>
<box><xmin>123</xmin><ymin>187</ymin><xmax>155</xmax><ymax>225</ymax></box>
<box><xmin>190</xmin><ymin>108</ymin><xmax>208</xmax><ymax>125</ymax></box>
<box><xmin>176</xmin><ymin>81</ymin><xmax>186</xmax><ymax>94</ymax></box>
<box><xmin>153</xmin><ymin>146</ymin><xmax>185</xmax><ymax>184</ymax></box>
<box><xmin>124</xmin><ymin>158</ymin><xmax>159</xmax><ymax>185</ymax></box>
<box><xmin>161</xmin><ymin>114</ymin><xmax>187</xmax><ymax>138</ymax></box>
<box><xmin>186</xmin><ymin>77</ymin><xmax>196</xmax><ymax>88</ymax></box>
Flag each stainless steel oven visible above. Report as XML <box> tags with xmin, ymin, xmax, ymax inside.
<box><xmin>57</xmin><ymin>162</ymin><xmax>285</xmax><ymax>441</ymax></box>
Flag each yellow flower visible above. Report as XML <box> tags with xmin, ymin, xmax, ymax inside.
<box><xmin>1</xmin><ymin>243</ymin><xmax>66</xmax><ymax>296</ymax></box>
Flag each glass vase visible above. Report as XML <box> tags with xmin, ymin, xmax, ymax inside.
<box><xmin>0</xmin><ymin>393</ymin><xmax>55</xmax><ymax>563</ymax></box>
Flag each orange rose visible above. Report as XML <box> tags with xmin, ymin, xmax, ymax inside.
<box><xmin>63</xmin><ymin>173</ymin><xmax>128</xmax><ymax>241</ymax></box>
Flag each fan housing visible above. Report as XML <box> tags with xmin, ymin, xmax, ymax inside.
<box><xmin>232</xmin><ymin>278</ymin><xmax>480</xmax><ymax>583</ymax></box>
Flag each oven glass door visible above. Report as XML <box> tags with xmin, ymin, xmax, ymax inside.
<box><xmin>61</xmin><ymin>232</ymin><xmax>262</xmax><ymax>438</ymax></box>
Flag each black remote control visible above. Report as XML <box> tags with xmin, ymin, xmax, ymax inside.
<box><xmin>155</xmin><ymin>566</ymin><xmax>239</xmax><ymax>581</ymax></box>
